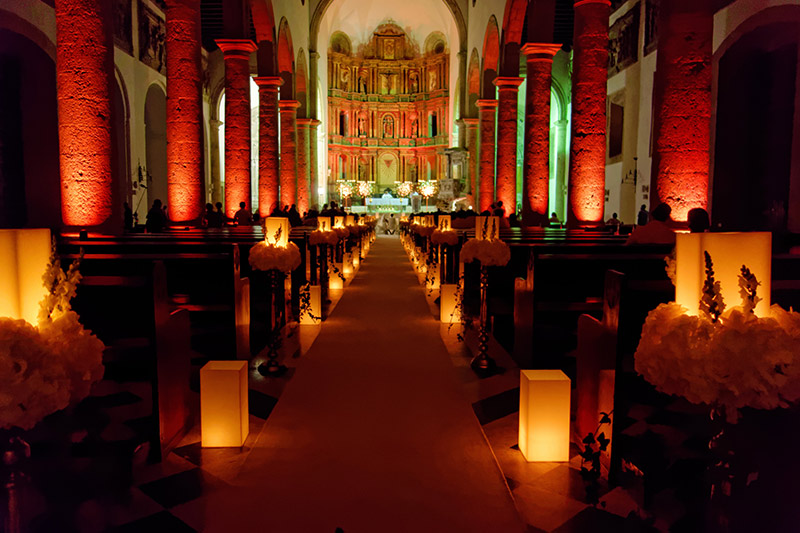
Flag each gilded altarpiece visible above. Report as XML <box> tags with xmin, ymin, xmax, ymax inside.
<box><xmin>327</xmin><ymin>23</ymin><xmax>449</xmax><ymax>194</ymax></box>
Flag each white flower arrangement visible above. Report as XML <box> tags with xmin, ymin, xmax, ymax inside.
<box><xmin>413</xmin><ymin>225</ymin><xmax>435</xmax><ymax>238</ymax></box>
<box><xmin>248</xmin><ymin>241</ymin><xmax>301</xmax><ymax>273</ymax></box>
<box><xmin>333</xmin><ymin>227</ymin><xmax>350</xmax><ymax>239</ymax></box>
<box><xmin>308</xmin><ymin>230</ymin><xmax>338</xmax><ymax>247</ymax></box>
<box><xmin>460</xmin><ymin>238</ymin><xmax>511</xmax><ymax>267</ymax></box>
<box><xmin>636</xmin><ymin>254</ymin><xmax>800</xmax><ymax>422</ymax></box>
<box><xmin>431</xmin><ymin>229</ymin><xmax>458</xmax><ymax>246</ymax></box>
<box><xmin>0</xmin><ymin>244</ymin><xmax>105</xmax><ymax>431</ymax></box>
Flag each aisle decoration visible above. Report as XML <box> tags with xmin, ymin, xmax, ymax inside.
<box><xmin>431</xmin><ymin>215</ymin><xmax>458</xmax><ymax>246</ymax></box>
<box><xmin>634</xmin><ymin>232</ymin><xmax>800</xmax><ymax>530</ymax></box>
<box><xmin>460</xmin><ymin>217</ymin><xmax>511</xmax><ymax>375</ymax></box>
<box><xmin>0</xmin><ymin>230</ymin><xmax>105</xmax><ymax>431</ymax></box>
<box><xmin>249</xmin><ymin>218</ymin><xmax>301</xmax><ymax>376</ymax></box>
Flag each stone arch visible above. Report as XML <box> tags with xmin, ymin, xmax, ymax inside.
<box><xmin>424</xmin><ymin>31</ymin><xmax>448</xmax><ymax>55</ymax></box>
<box><xmin>467</xmin><ymin>48</ymin><xmax>480</xmax><ymax>117</ymax></box>
<box><xmin>144</xmin><ymin>83</ymin><xmax>168</xmax><ymax>211</ymax></box>
<box><xmin>330</xmin><ymin>31</ymin><xmax>352</xmax><ymax>56</ymax></box>
<box><xmin>277</xmin><ymin>17</ymin><xmax>294</xmax><ymax>100</ymax></box>
<box><xmin>112</xmin><ymin>67</ymin><xmax>132</xmax><ymax>217</ymax></box>
<box><xmin>249</xmin><ymin>0</ymin><xmax>276</xmax><ymax>44</ymax></box>
<box><xmin>296</xmin><ymin>48</ymin><xmax>309</xmax><ymax>118</ymax></box>
<box><xmin>481</xmin><ymin>16</ymin><xmax>500</xmax><ymax>99</ymax></box>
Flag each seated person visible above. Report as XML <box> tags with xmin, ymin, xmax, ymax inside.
<box><xmin>625</xmin><ymin>203</ymin><xmax>675</xmax><ymax>245</ymax></box>
<box><xmin>606</xmin><ymin>213</ymin><xmax>622</xmax><ymax>226</ymax></box>
<box><xmin>234</xmin><ymin>201</ymin><xmax>252</xmax><ymax>226</ymax></box>
<box><xmin>548</xmin><ymin>212</ymin><xmax>561</xmax><ymax>225</ymax></box>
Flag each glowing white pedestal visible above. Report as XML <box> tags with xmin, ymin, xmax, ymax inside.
<box><xmin>201</xmin><ymin>361</ymin><xmax>249</xmax><ymax>447</ymax></box>
<box><xmin>519</xmin><ymin>369</ymin><xmax>571</xmax><ymax>462</ymax></box>
<box><xmin>299</xmin><ymin>285</ymin><xmax>322</xmax><ymax>325</ymax></box>
<box><xmin>440</xmin><ymin>284</ymin><xmax>461</xmax><ymax>323</ymax></box>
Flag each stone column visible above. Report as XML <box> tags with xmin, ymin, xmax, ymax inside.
<box><xmin>521</xmin><ymin>43</ymin><xmax>561</xmax><ymax>226</ymax></box>
<box><xmin>253</xmin><ymin>76</ymin><xmax>281</xmax><ymax>217</ymax></box>
<box><xmin>279</xmin><ymin>100</ymin><xmax>300</xmax><ymax>208</ymax></box>
<box><xmin>216</xmin><ymin>39</ymin><xmax>256</xmax><ymax>218</ymax></box>
<box><xmin>309</xmin><ymin>119</ymin><xmax>321</xmax><ymax>209</ymax></box>
<box><xmin>493</xmin><ymin>77</ymin><xmax>523</xmax><ymax>217</ymax></box>
<box><xmin>166</xmin><ymin>0</ymin><xmax>203</xmax><ymax>222</ymax></box>
<box><xmin>296</xmin><ymin>119</ymin><xmax>314</xmax><ymax>214</ymax></box>
<box><xmin>568</xmin><ymin>0</ymin><xmax>610</xmax><ymax>226</ymax></box>
<box><xmin>56</xmin><ymin>0</ymin><xmax>114</xmax><ymax>226</ymax></box>
<box><xmin>460</xmin><ymin>118</ymin><xmax>479</xmax><ymax>208</ymax></box>
<box><xmin>476</xmin><ymin>100</ymin><xmax>498</xmax><ymax>213</ymax></box>
<box><xmin>650</xmin><ymin>0</ymin><xmax>713</xmax><ymax>222</ymax></box>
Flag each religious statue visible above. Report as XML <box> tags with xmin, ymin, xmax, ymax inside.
<box><xmin>340</xmin><ymin>68</ymin><xmax>350</xmax><ymax>91</ymax></box>
<box><xmin>428</xmin><ymin>70</ymin><xmax>437</xmax><ymax>91</ymax></box>
<box><xmin>409</xmin><ymin>71</ymin><xmax>419</xmax><ymax>93</ymax></box>
<box><xmin>385</xmin><ymin>39</ymin><xmax>395</xmax><ymax>60</ymax></box>
<box><xmin>409</xmin><ymin>161</ymin><xmax>418</xmax><ymax>181</ymax></box>
<box><xmin>358</xmin><ymin>70</ymin><xmax>368</xmax><ymax>93</ymax></box>
<box><xmin>383</xmin><ymin>116</ymin><xmax>394</xmax><ymax>138</ymax></box>
<box><xmin>358</xmin><ymin>115</ymin><xmax>366</xmax><ymax>136</ymax></box>
<box><xmin>410</xmin><ymin>118</ymin><xmax>419</xmax><ymax>138</ymax></box>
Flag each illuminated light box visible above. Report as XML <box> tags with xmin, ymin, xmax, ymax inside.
<box><xmin>440</xmin><ymin>284</ymin><xmax>461</xmax><ymax>323</ymax></box>
<box><xmin>334</xmin><ymin>216</ymin><xmax>345</xmax><ymax>229</ymax></box>
<box><xmin>519</xmin><ymin>369</ymin><xmax>571</xmax><ymax>462</ymax></box>
<box><xmin>265</xmin><ymin>217</ymin><xmax>289</xmax><ymax>247</ymax></box>
<box><xmin>0</xmin><ymin>228</ymin><xmax>51</xmax><ymax>324</ymax></box>
<box><xmin>330</xmin><ymin>264</ymin><xmax>344</xmax><ymax>290</ymax></box>
<box><xmin>318</xmin><ymin>218</ymin><xmax>331</xmax><ymax>232</ymax></box>
<box><xmin>343</xmin><ymin>254</ymin><xmax>353</xmax><ymax>276</ymax></box>
<box><xmin>475</xmin><ymin>216</ymin><xmax>500</xmax><ymax>240</ymax></box>
<box><xmin>438</xmin><ymin>215</ymin><xmax>452</xmax><ymax>231</ymax></box>
<box><xmin>675</xmin><ymin>232</ymin><xmax>772</xmax><ymax>317</ymax></box>
<box><xmin>346</xmin><ymin>215</ymin><xmax>355</xmax><ymax>226</ymax></box>
<box><xmin>200</xmin><ymin>361</ymin><xmax>249</xmax><ymax>447</ymax></box>
<box><xmin>299</xmin><ymin>285</ymin><xmax>322</xmax><ymax>325</ymax></box>
<box><xmin>427</xmin><ymin>264</ymin><xmax>440</xmax><ymax>290</ymax></box>
<box><xmin>353</xmin><ymin>255</ymin><xmax>361</xmax><ymax>268</ymax></box>
<box><xmin>425</xmin><ymin>214</ymin><xmax>435</xmax><ymax>227</ymax></box>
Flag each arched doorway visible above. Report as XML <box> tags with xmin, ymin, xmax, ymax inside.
<box><xmin>713</xmin><ymin>15</ymin><xmax>800</xmax><ymax>232</ymax></box>
<box><xmin>0</xmin><ymin>28</ymin><xmax>59</xmax><ymax>229</ymax></box>
<box><xmin>144</xmin><ymin>84</ymin><xmax>168</xmax><ymax>212</ymax></box>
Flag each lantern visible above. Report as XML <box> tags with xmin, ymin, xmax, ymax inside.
<box><xmin>475</xmin><ymin>216</ymin><xmax>500</xmax><ymax>241</ymax></box>
<box><xmin>299</xmin><ymin>286</ymin><xmax>322</xmax><ymax>325</ymax></box>
<box><xmin>424</xmin><ymin>215</ymin><xmax>435</xmax><ymax>227</ymax></box>
<box><xmin>334</xmin><ymin>216</ymin><xmax>345</xmax><ymax>229</ymax></box>
<box><xmin>318</xmin><ymin>218</ymin><xmax>331</xmax><ymax>232</ymax></box>
<box><xmin>264</xmin><ymin>217</ymin><xmax>290</xmax><ymax>248</ymax></box>
<box><xmin>440</xmin><ymin>284</ymin><xmax>461</xmax><ymax>323</ymax></box>
<box><xmin>0</xmin><ymin>228</ymin><xmax>51</xmax><ymax>324</ymax></box>
<box><xmin>346</xmin><ymin>215</ymin><xmax>355</xmax><ymax>226</ymax></box>
<box><xmin>519</xmin><ymin>369</ymin><xmax>571</xmax><ymax>462</ymax></box>
<box><xmin>675</xmin><ymin>232</ymin><xmax>772</xmax><ymax>317</ymax></box>
<box><xmin>438</xmin><ymin>215</ymin><xmax>451</xmax><ymax>231</ymax></box>
<box><xmin>200</xmin><ymin>361</ymin><xmax>249</xmax><ymax>447</ymax></box>
<box><xmin>330</xmin><ymin>263</ymin><xmax>344</xmax><ymax>290</ymax></box>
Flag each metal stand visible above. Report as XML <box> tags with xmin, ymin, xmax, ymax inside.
<box><xmin>258</xmin><ymin>270</ymin><xmax>287</xmax><ymax>377</ymax></box>
<box><xmin>471</xmin><ymin>265</ymin><xmax>497</xmax><ymax>376</ymax></box>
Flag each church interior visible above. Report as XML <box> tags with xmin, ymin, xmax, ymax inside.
<box><xmin>2</xmin><ymin>0</ymin><xmax>800</xmax><ymax>531</ymax></box>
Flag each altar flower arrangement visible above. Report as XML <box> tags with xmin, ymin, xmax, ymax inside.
<box><xmin>309</xmin><ymin>230</ymin><xmax>338</xmax><ymax>247</ymax></box>
<box><xmin>248</xmin><ymin>240</ymin><xmax>301</xmax><ymax>273</ymax></box>
<box><xmin>431</xmin><ymin>229</ymin><xmax>458</xmax><ymax>246</ymax></box>
<box><xmin>396</xmin><ymin>181</ymin><xmax>413</xmax><ymax>197</ymax></box>
<box><xmin>635</xmin><ymin>248</ymin><xmax>800</xmax><ymax>423</ymax></box>
<box><xmin>0</xmin><ymin>243</ymin><xmax>105</xmax><ymax>431</ymax></box>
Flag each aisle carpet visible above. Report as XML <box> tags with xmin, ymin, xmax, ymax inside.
<box><xmin>205</xmin><ymin>235</ymin><xmax>525</xmax><ymax>532</ymax></box>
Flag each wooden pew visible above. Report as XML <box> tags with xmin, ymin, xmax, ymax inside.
<box><xmin>71</xmin><ymin>261</ymin><xmax>193</xmax><ymax>461</ymax></box>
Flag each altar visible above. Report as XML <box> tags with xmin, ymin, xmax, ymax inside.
<box><xmin>349</xmin><ymin>196</ymin><xmax>410</xmax><ymax>214</ymax></box>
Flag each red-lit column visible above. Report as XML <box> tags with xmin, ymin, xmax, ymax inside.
<box><xmin>254</xmin><ymin>76</ymin><xmax>281</xmax><ymax>217</ymax></box>
<box><xmin>166</xmin><ymin>0</ymin><xmax>203</xmax><ymax>222</ymax></box>
<box><xmin>296</xmin><ymin>118</ymin><xmax>314</xmax><ymax>214</ymax></box>
<box><xmin>461</xmin><ymin>118</ymin><xmax>479</xmax><ymax>208</ymax></box>
<box><xmin>651</xmin><ymin>0</ymin><xmax>713</xmax><ymax>222</ymax></box>
<box><xmin>568</xmin><ymin>0</ymin><xmax>610</xmax><ymax>226</ymax></box>
<box><xmin>521</xmin><ymin>44</ymin><xmax>561</xmax><ymax>227</ymax></box>
<box><xmin>309</xmin><ymin>119</ymin><xmax>321</xmax><ymax>208</ymax></box>
<box><xmin>493</xmin><ymin>77</ymin><xmax>523</xmax><ymax>217</ymax></box>
<box><xmin>56</xmin><ymin>0</ymin><xmax>114</xmax><ymax>226</ymax></box>
<box><xmin>216</xmin><ymin>39</ymin><xmax>256</xmax><ymax>218</ymax></box>
<box><xmin>476</xmin><ymin>99</ymin><xmax>499</xmax><ymax>213</ymax></box>
<box><xmin>279</xmin><ymin>100</ymin><xmax>300</xmax><ymax>208</ymax></box>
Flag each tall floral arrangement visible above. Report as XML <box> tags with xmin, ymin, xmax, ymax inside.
<box><xmin>0</xmin><ymin>242</ymin><xmax>105</xmax><ymax>430</ymax></box>
<box><xmin>635</xmin><ymin>253</ymin><xmax>800</xmax><ymax>422</ymax></box>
